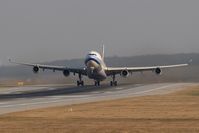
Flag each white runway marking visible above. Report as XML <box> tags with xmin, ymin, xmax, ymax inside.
<box><xmin>0</xmin><ymin>100</ymin><xmax>68</xmax><ymax>108</ymax></box>
<box><xmin>0</xmin><ymin>102</ymin><xmax>10</xmax><ymax>105</ymax></box>
<box><xmin>49</xmin><ymin>95</ymin><xmax>90</xmax><ymax>98</ymax></box>
<box><xmin>0</xmin><ymin>92</ymin><xmax>13</xmax><ymax>94</ymax></box>
<box><xmin>131</xmin><ymin>84</ymin><xmax>179</xmax><ymax>95</ymax></box>
<box><xmin>89</xmin><ymin>91</ymin><xmax>101</xmax><ymax>94</ymax></box>
<box><xmin>47</xmin><ymin>88</ymin><xmax>57</xmax><ymax>90</ymax></box>
<box><xmin>115</xmin><ymin>87</ymin><xmax>123</xmax><ymax>90</ymax></box>
<box><xmin>105</xmin><ymin>91</ymin><xmax>112</xmax><ymax>94</ymax></box>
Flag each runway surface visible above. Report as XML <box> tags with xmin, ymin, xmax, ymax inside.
<box><xmin>0</xmin><ymin>83</ymin><xmax>195</xmax><ymax>115</ymax></box>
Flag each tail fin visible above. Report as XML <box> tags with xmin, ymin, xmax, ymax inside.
<box><xmin>101</xmin><ymin>41</ymin><xmax>105</xmax><ymax>61</ymax></box>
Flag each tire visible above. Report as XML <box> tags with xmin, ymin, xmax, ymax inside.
<box><xmin>81</xmin><ymin>81</ymin><xmax>84</xmax><ymax>86</ymax></box>
<box><xmin>114</xmin><ymin>81</ymin><xmax>117</xmax><ymax>86</ymax></box>
<box><xmin>97</xmin><ymin>81</ymin><xmax>100</xmax><ymax>86</ymax></box>
<box><xmin>110</xmin><ymin>81</ymin><xmax>113</xmax><ymax>86</ymax></box>
<box><xmin>77</xmin><ymin>81</ymin><xmax>80</xmax><ymax>86</ymax></box>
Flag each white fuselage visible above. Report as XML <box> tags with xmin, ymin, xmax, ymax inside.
<box><xmin>85</xmin><ymin>51</ymin><xmax>107</xmax><ymax>81</ymax></box>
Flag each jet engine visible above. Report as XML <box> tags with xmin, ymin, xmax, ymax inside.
<box><xmin>155</xmin><ymin>67</ymin><xmax>161</xmax><ymax>75</ymax></box>
<box><xmin>33</xmin><ymin>66</ymin><xmax>39</xmax><ymax>73</ymax></box>
<box><xmin>63</xmin><ymin>70</ymin><xmax>70</xmax><ymax>77</ymax></box>
<box><xmin>121</xmin><ymin>70</ymin><xmax>129</xmax><ymax>78</ymax></box>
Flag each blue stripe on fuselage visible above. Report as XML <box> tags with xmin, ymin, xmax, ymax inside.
<box><xmin>85</xmin><ymin>56</ymin><xmax>101</xmax><ymax>65</ymax></box>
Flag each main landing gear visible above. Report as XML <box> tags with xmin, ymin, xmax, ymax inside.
<box><xmin>110</xmin><ymin>74</ymin><xmax>117</xmax><ymax>86</ymax></box>
<box><xmin>94</xmin><ymin>81</ymin><xmax>100</xmax><ymax>86</ymax></box>
<box><xmin>77</xmin><ymin>73</ymin><xmax>84</xmax><ymax>86</ymax></box>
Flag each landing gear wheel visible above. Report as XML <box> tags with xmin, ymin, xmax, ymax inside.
<box><xmin>77</xmin><ymin>73</ymin><xmax>84</xmax><ymax>86</ymax></box>
<box><xmin>110</xmin><ymin>74</ymin><xmax>118</xmax><ymax>86</ymax></box>
<box><xmin>110</xmin><ymin>81</ymin><xmax>113</xmax><ymax>86</ymax></box>
<box><xmin>94</xmin><ymin>81</ymin><xmax>100</xmax><ymax>86</ymax></box>
<box><xmin>81</xmin><ymin>81</ymin><xmax>84</xmax><ymax>86</ymax></box>
<box><xmin>114</xmin><ymin>81</ymin><xmax>117</xmax><ymax>86</ymax></box>
<box><xmin>110</xmin><ymin>81</ymin><xmax>117</xmax><ymax>86</ymax></box>
<box><xmin>77</xmin><ymin>81</ymin><xmax>84</xmax><ymax>86</ymax></box>
<box><xmin>77</xmin><ymin>81</ymin><xmax>80</xmax><ymax>86</ymax></box>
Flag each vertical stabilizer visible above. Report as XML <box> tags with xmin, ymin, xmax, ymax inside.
<box><xmin>101</xmin><ymin>41</ymin><xmax>105</xmax><ymax>61</ymax></box>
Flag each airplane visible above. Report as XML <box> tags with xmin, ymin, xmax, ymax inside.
<box><xmin>9</xmin><ymin>45</ymin><xmax>189</xmax><ymax>86</ymax></box>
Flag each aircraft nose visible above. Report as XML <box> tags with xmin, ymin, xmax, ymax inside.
<box><xmin>87</xmin><ymin>60</ymin><xmax>99</xmax><ymax>68</ymax></box>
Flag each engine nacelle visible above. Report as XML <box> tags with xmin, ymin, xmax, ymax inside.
<box><xmin>155</xmin><ymin>67</ymin><xmax>161</xmax><ymax>75</ymax></box>
<box><xmin>63</xmin><ymin>70</ymin><xmax>70</xmax><ymax>77</ymax></box>
<box><xmin>33</xmin><ymin>66</ymin><xmax>39</xmax><ymax>73</ymax></box>
<box><xmin>121</xmin><ymin>70</ymin><xmax>129</xmax><ymax>78</ymax></box>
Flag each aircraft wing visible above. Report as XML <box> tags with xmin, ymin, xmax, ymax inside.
<box><xmin>105</xmin><ymin>63</ymin><xmax>188</xmax><ymax>76</ymax></box>
<box><xmin>9</xmin><ymin>59</ymin><xmax>87</xmax><ymax>75</ymax></box>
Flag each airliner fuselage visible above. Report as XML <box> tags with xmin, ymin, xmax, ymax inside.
<box><xmin>85</xmin><ymin>51</ymin><xmax>107</xmax><ymax>81</ymax></box>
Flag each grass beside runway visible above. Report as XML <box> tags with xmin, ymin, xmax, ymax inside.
<box><xmin>0</xmin><ymin>85</ymin><xmax>199</xmax><ymax>133</ymax></box>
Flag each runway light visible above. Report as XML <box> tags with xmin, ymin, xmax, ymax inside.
<box><xmin>66</xmin><ymin>108</ymin><xmax>73</xmax><ymax>112</ymax></box>
<box><xmin>68</xmin><ymin>108</ymin><xmax>73</xmax><ymax>112</ymax></box>
<box><xmin>17</xmin><ymin>82</ymin><xmax>24</xmax><ymax>86</ymax></box>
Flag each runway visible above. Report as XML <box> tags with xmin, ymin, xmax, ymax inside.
<box><xmin>0</xmin><ymin>83</ymin><xmax>194</xmax><ymax>115</ymax></box>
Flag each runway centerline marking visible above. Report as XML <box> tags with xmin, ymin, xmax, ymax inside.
<box><xmin>0</xmin><ymin>102</ymin><xmax>10</xmax><ymax>105</ymax></box>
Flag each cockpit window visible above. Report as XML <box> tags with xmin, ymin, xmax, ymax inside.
<box><xmin>89</xmin><ymin>53</ymin><xmax>97</xmax><ymax>56</ymax></box>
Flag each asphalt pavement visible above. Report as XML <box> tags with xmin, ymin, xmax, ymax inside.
<box><xmin>0</xmin><ymin>83</ymin><xmax>195</xmax><ymax>115</ymax></box>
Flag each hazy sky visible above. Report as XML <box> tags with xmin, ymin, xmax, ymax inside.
<box><xmin>0</xmin><ymin>0</ymin><xmax>199</xmax><ymax>65</ymax></box>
